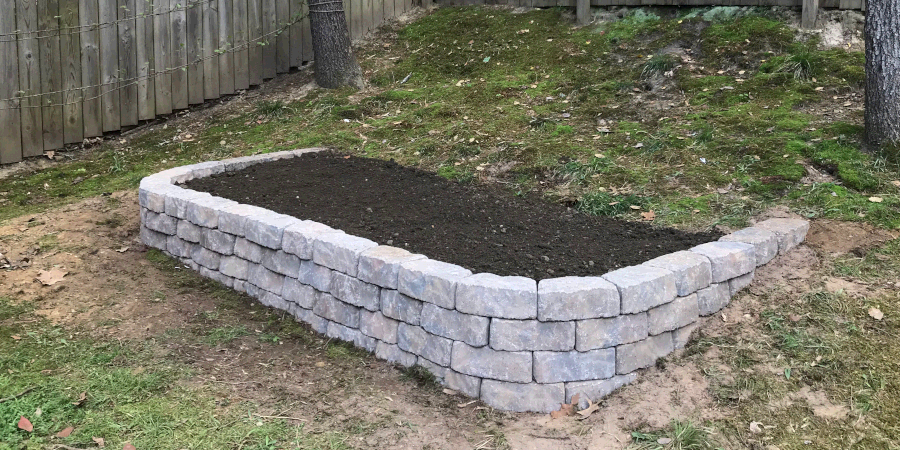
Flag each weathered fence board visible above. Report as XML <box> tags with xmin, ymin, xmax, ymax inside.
<box><xmin>136</xmin><ymin>0</ymin><xmax>157</xmax><ymax>120</ymax></box>
<box><xmin>60</xmin><ymin>0</ymin><xmax>84</xmax><ymax>143</ymax></box>
<box><xmin>248</xmin><ymin>0</ymin><xmax>263</xmax><ymax>85</ymax></box>
<box><xmin>172</xmin><ymin>0</ymin><xmax>189</xmax><ymax>109</ymax></box>
<box><xmin>19</xmin><ymin>0</ymin><xmax>46</xmax><ymax>155</ymax></box>
<box><xmin>262</xmin><ymin>0</ymin><xmax>277</xmax><ymax>79</ymax></box>
<box><xmin>119</xmin><ymin>0</ymin><xmax>139</xmax><ymax>127</ymax></box>
<box><xmin>186</xmin><ymin>0</ymin><xmax>204</xmax><ymax>104</ymax></box>
<box><xmin>219</xmin><ymin>0</ymin><xmax>236</xmax><ymax>95</ymax></box>
<box><xmin>276</xmin><ymin>0</ymin><xmax>290</xmax><ymax>73</ymax></box>
<box><xmin>154</xmin><ymin>0</ymin><xmax>173</xmax><ymax>114</ymax></box>
<box><xmin>234</xmin><ymin>0</ymin><xmax>251</xmax><ymax>89</ymax></box>
<box><xmin>39</xmin><ymin>0</ymin><xmax>64</xmax><ymax>149</ymax></box>
<box><xmin>202</xmin><ymin>0</ymin><xmax>220</xmax><ymax>99</ymax></box>
<box><xmin>0</xmin><ymin>0</ymin><xmax>23</xmax><ymax>163</ymax></box>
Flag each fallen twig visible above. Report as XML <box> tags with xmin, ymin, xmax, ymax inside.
<box><xmin>0</xmin><ymin>387</ymin><xmax>35</xmax><ymax>404</ymax></box>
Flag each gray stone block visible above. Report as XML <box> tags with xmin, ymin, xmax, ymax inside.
<box><xmin>397</xmin><ymin>259</ymin><xmax>472</xmax><ymax>309</ymax></box>
<box><xmin>421</xmin><ymin>303</ymin><xmax>490</xmax><ymax>347</ymax></box>
<box><xmin>248</xmin><ymin>264</ymin><xmax>285</xmax><ymax>294</ymax></box>
<box><xmin>233</xmin><ymin>280</ymin><xmax>247</xmax><ymax>294</ymax></box>
<box><xmin>455</xmin><ymin>274</ymin><xmax>537</xmax><ymax>320</ymax></box>
<box><xmin>199</xmin><ymin>266</ymin><xmax>234</xmax><ymax>288</ymax></box>
<box><xmin>602</xmin><ymin>265</ymin><xmax>677</xmax><ymax>315</ymax></box>
<box><xmin>673</xmin><ymin>322</ymin><xmax>699</xmax><ymax>349</ymax></box>
<box><xmin>616</xmin><ymin>332</ymin><xmax>674</xmax><ymax>374</ymax></box>
<box><xmin>281</xmin><ymin>278</ymin><xmax>317</xmax><ymax>309</ymax></box>
<box><xmin>192</xmin><ymin>246</ymin><xmax>222</xmax><ymax>270</ymax></box>
<box><xmin>176</xmin><ymin>220</ymin><xmax>203</xmax><ymax>243</ymax></box>
<box><xmin>450</xmin><ymin>341</ymin><xmax>532</xmax><ymax>383</ymax></box>
<box><xmin>143</xmin><ymin>210</ymin><xmax>177</xmax><ymax>235</ymax></box>
<box><xmin>259</xmin><ymin>290</ymin><xmax>291</xmax><ymax>311</ymax></box>
<box><xmin>219</xmin><ymin>256</ymin><xmax>251</xmax><ymax>280</ymax></box>
<box><xmin>690</xmin><ymin>241</ymin><xmax>755</xmax><ymax>283</ymax></box>
<box><xmin>327</xmin><ymin>322</ymin><xmax>376</xmax><ymax>353</ymax></box>
<box><xmin>380</xmin><ymin>290</ymin><xmax>423</xmax><ymax>326</ymax></box>
<box><xmin>480</xmin><ymin>380</ymin><xmax>565</xmax><ymax>413</ymax></box>
<box><xmin>397</xmin><ymin>324</ymin><xmax>453</xmax><ymax>366</ymax></box>
<box><xmin>217</xmin><ymin>204</ymin><xmax>276</xmax><ymax>236</ymax></box>
<box><xmin>643</xmin><ymin>251</ymin><xmax>712</xmax><ymax>297</ymax></box>
<box><xmin>537</xmin><ymin>276</ymin><xmax>620</xmax><ymax>321</ymax></box>
<box><xmin>282</xmin><ymin>221</ymin><xmax>344</xmax><ymax>260</ymax></box>
<box><xmin>312</xmin><ymin>232</ymin><xmax>378</xmax><ymax>277</ymax></box>
<box><xmin>360</xmin><ymin>310</ymin><xmax>400</xmax><ymax>344</ymax></box>
<box><xmin>697</xmin><ymin>282</ymin><xmax>730</xmax><ymax>316</ymax></box>
<box><xmin>647</xmin><ymin>294</ymin><xmax>699</xmax><ymax>335</ymax></box>
<box><xmin>490</xmin><ymin>319</ymin><xmax>574</xmax><ymax>352</ymax></box>
<box><xmin>244</xmin><ymin>282</ymin><xmax>262</xmax><ymax>299</ymax></box>
<box><xmin>444</xmin><ymin>370</ymin><xmax>481</xmax><ymax>398</ymax></box>
<box><xmin>201</xmin><ymin>228</ymin><xmax>236</xmax><ymax>255</ymax></box>
<box><xmin>576</xmin><ymin>313</ymin><xmax>648</xmax><ymax>351</ymax></box>
<box><xmin>416</xmin><ymin>357</ymin><xmax>447</xmax><ymax>382</ymax></box>
<box><xmin>293</xmin><ymin>307</ymin><xmax>329</xmax><ymax>334</ymax></box>
<box><xmin>533</xmin><ymin>348</ymin><xmax>616</xmax><ymax>383</ymax></box>
<box><xmin>330</xmin><ymin>272</ymin><xmax>381</xmax><ymax>311</ymax></box>
<box><xmin>166</xmin><ymin>235</ymin><xmax>193</xmax><ymax>258</ymax></box>
<box><xmin>729</xmin><ymin>271</ymin><xmax>755</xmax><ymax>296</ymax></box>
<box><xmin>141</xmin><ymin>226</ymin><xmax>169</xmax><ymax>250</ymax></box>
<box><xmin>139</xmin><ymin>183</ymin><xmax>183</xmax><ymax>213</ymax></box>
<box><xmin>261</xmin><ymin>250</ymin><xmax>301</xmax><ymax>277</ymax></box>
<box><xmin>245</xmin><ymin>213</ymin><xmax>300</xmax><ymax>250</ymax></box>
<box><xmin>313</xmin><ymin>293</ymin><xmax>360</xmax><ymax>328</ymax></box>
<box><xmin>186</xmin><ymin>196</ymin><xmax>236</xmax><ymax>228</ymax></box>
<box><xmin>151</xmin><ymin>167</ymin><xmax>193</xmax><ymax>184</ymax></box>
<box><xmin>184</xmin><ymin>160</ymin><xmax>225</xmax><ymax>179</ymax></box>
<box><xmin>719</xmin><ymin>227</ymin><xmax>779</xmax><ymax>266</ymax></box>
<box><xmin>375</xmin><ymin>342</ymin><xmax>417</xmax><ymax>367</ymax></box>
<box><xmin>297</xmin><ymin>260</ymin><xmax>334</xmax><ymax>293</ymax></box>
<box><xmin>565</xmin><ymin>373</ymin><xmax>636</xmax><ymax>404</ymax></box>
<box><xmin>164</xmin><ymin>188</ymin><xmax>212</xmax><ymax>219</ymax></box>
<box><xmin>754</xmin><ymin>218</ymin><xmax>809</xmax><ymax>254</ymax></box>
<box><xmin>358</xmin><ymin>246</ymin><xmax>427</xmax><ymax>289</ymax></box>
<box><xmin>234</xmin><ymin>237</ymin><xmax>266</xmax><ymax>263</ymax></box>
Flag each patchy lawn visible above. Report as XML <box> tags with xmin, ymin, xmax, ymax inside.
<box><xmin>1</xmin><ymin>5</ymin><xmax>899</xmax><ymax>449</ymax></box>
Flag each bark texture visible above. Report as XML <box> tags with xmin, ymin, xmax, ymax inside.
<box><xmin>865</xmin><ymin>0</ymin><xmax>900</xmax><ymax>148</ymax></box>
<box><xmin>308</xmin><ymin>0</ymin><xmax>364</xmax><ymax>89</ymax></box>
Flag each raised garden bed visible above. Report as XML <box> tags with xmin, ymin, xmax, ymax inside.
<box><xmin>139</xmin><ymin>148</ymin><xmax>809</xmax><ymax>413</ymax></box>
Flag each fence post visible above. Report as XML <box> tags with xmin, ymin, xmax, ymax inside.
<box><xmin>576</xmin><ymin>0</ymin><xmax>590</xmax><ymax>25</ymax></box>
<box><xmin>802</xmin><ymin>0</ymin><xmax>819</xmax><ymax>28</ymax></box>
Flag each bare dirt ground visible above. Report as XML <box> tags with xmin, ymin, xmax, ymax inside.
<box><xmin>1</xmin><ymin>191</ymin><xmax>895</xmax><ymax>449</ymax></box>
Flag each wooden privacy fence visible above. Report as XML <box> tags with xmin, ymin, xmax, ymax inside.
<box><xmin>0</xmin><ymin>0</ymin><xmax>416</xmax><ymax>164</ymax></box>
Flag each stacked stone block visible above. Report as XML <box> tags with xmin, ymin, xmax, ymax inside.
<box><xmin>139</xmin><ymin>148</ymin><xmax>810</xmax><ymax>413</ymax></box>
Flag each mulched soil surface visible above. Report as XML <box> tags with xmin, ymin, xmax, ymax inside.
<box><xmin>186</xmin><ymin>152</ymin><xmax>721</xmax><ymax>280</ymax></box>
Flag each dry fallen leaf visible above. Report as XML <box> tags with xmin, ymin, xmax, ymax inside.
<box><xmin>92</xmin><ymin>437</ymin><xmax>106</xmax><ymax>448</ymax></box>
<box><xmin>576</xmin><ymin>400</ymin><xmax>599</xmax><ymax>419</ymax></box>
<box><xmin>891</xmin><ymin>180</ymin><xmax>900</xmax><ymax>188</ymax></box>
<box><xmin>550</xmin><ymin>394</ymin><xmax>580</xmax><ymax>419</ymax></box>
<box><xmin>629</xmin><ymin>205</ymin><xmax>642</xmax><ymax>210</ymax></box>
<box><xmin>749</xmin><ymin>421</ymin><xmax>763</xmax><ymax>433</ymax></box>
<box><xmin>868</xmin><ymin>307</ymin><xmax>884</xmax><ymax>321</ymax></box>
<box><xmin>657</xmin><ymin>437</ymin><xmax>673</xmax><ymax>445</ymax></box>
<box><xmin>123</xmin><ymin>444</ymin><xmax>137</xmax><ymax>450</ymax></box>
<box><xmin>36</xmin><ymin>268</ymin><xmax>68</xmax><ymax>286</ymax></box>
<box><xmin>11</xmin><ymin>335</ymin><xmax>20</xmax><ymax>340</ymax></box>
<box><xmin>640</xmin><ymin>211</ymin><xmax>655</xmax><ymax>221</ymax></box>
<box><xmin>442</xmin><ymin>388</ymin><xmax>458</xmax><ymax>396</ymax></box>
<box><xmin>868</xmin><ymin>196</ymin><xmax>884</xmax><ymax>203</ymax></box>
<box><xmin>72</xmin><ymin>391</ymin><xmax>87</xmax><ymax>407</ymax></box>
<box><xmin>17</xmin><ymin>416</ymin><xmax>33</xmax><ymax>432</ymax></box>
<box><xmin>116</xmin><ymin>247</ymin><xmax>129</xmax><ymax>253</ymax></box>
<box><xmin>56</xmin><ymin>426</ymin><xmax>74</xmax><ymax>437</ymax></box>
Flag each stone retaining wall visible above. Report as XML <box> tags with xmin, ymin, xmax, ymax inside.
<box><xmin>138</xmin><ymin>148</ymin><xmax>810</xmax><ymax>413</ymax></box>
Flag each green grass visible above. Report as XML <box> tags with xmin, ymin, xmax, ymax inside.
<box><xmin>0</xmin><ymin>298</ymin><xmax>350</xmax><ymax>450</ymax></box>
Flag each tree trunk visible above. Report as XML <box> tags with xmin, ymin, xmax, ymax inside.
<box><xmin>865</xmin><ymin>0</ymin><xmax>900</xmax><ymax>149</ymax></box>
<box><xmin>308</xmin><ymin>0</ymin><xmax>364</xmax><ymax>89</ymax></box>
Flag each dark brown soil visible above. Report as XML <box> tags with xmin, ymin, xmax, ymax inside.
<box><xmin>185</xmin><ymin>152</ymin><xmax>720</xmax><ymax>280</ymax></box>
